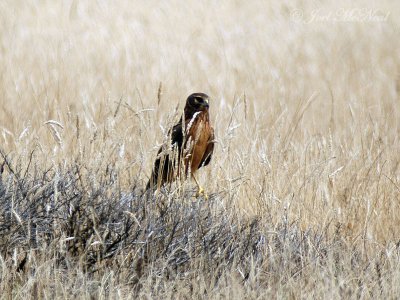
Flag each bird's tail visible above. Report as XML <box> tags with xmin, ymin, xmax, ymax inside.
<box><xmin>144</xmin><ymin>171</ymin><xmax>157</xmax><ymax>192</ymax></box>
<box><xmin>145</xmin><ymin>180</ymin><xmax>151</xmax><ymax>191</ymax></box>
<box><xmin>141</xmin><ymin>178</ymin><xmax>153</xmax><ymax>198</ymax></box>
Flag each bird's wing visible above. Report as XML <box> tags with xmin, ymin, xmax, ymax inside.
<box><xmin>171</xmin><ymin>121</ymin><xmax>184</xmax><ymax>148</ymax></box>
<box><xmin>199</xmin><ymin>127</ymin><xmax>214</xmax><ymax>168</ymax></box>
<box><xmin>145</xmin><ymin>121</ymin><xmax>183</xmax><ymax>190</ymax></box>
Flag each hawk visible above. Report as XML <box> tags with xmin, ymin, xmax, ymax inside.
<box><xmin>146</xmin><ymin>93</ymin><xmax>214</xmax><ymax>198</ymax></box>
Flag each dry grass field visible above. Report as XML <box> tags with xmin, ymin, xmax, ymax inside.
<box><xmin>1</xmin><ymin>0</ymin><xmax>400</xmax><ymax>298</ymax></box>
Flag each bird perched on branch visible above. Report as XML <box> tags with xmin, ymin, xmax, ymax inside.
<box><xmin>146</xmin><ymin>93</ymin><xmax>214</xmax><ymax>198</ymax></box>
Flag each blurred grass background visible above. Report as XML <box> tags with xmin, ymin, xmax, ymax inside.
<box><xmin>1</xmin><ymin>0</ymin><xmax>400</xmax><ymax>298</ymax></box>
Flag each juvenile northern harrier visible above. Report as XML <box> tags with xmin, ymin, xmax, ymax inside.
<box><xmin>146</xmin><ymin>93</ymin><xmax>214</xmax><ymax>198</ymax></box>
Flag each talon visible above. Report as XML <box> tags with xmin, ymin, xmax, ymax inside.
<box><xmin>196</xmin><ymin>186</ymin><xmax>208</xmax><ymax>199</ymax></box>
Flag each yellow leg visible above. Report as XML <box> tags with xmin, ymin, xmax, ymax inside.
<box><xmin>192</xmin><ymin>174</ymin><xmax>208</xmax><ymax>200</ymax></box>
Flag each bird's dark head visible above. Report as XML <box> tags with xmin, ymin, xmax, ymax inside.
<box><xmin>185</xmin><ymin>93</ymin><xmax>210</xmax><ymax>115</ymax></box>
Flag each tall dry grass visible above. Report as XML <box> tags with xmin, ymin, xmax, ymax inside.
<box><xmin>1</xmin><ymin>0</ymin><xmax>400</xmax><ymax>298</ymax></box>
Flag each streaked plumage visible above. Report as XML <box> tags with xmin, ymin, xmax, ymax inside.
<box><xmin>146</xmin><ymin>93</ymin><xmax>214</xmax><ymax>196</ymax></box>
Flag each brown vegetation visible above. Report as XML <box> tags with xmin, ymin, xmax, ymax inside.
<box><xmin>1</xmin><ymin>0</ymin><xmax>400</xmax><ymax>298</ymax></box>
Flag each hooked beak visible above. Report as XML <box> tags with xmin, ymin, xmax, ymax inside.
<box><xmin>202</xmin><ymin>98</ymin><xmax>209</xmax><ymax>109</ymax></box>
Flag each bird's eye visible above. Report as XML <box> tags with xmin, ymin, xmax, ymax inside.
<box><xmin>194</xmin><ymin>97</ymin><xmax>201</xmax><ymax>103</ymax></box>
